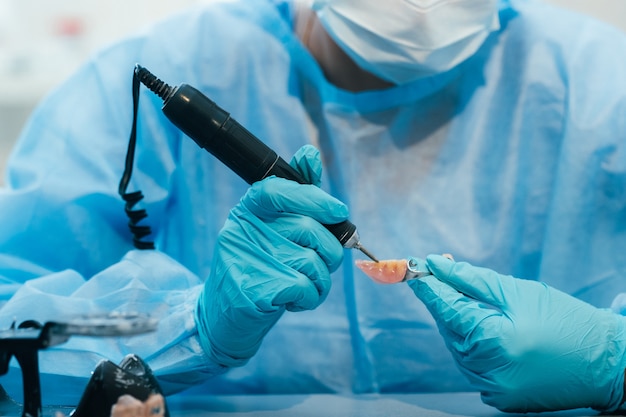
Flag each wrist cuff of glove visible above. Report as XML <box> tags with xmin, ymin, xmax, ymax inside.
<box><xmin>195</xmin><ymin>295</ymin><xmax>252</xmax><ymax>369</ymax></box>
<box><xmin>593</xmin><ymin>313</ymin><xmax>626</xmax><ymax>412</ymax></box>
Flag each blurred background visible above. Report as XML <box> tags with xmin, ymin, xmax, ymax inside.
<box><xmin>0</xmin><ymin>0</ymin><xmax>625</xmax><ymax>179</ymax></box>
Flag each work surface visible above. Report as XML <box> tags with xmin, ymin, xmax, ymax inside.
<box><xmin>3</xmin><ymin>392</ymin><xmax>624</xmax><ymax>417</ymax></box>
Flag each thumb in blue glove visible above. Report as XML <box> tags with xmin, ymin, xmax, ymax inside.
<box><xmin>196</xmin><ymin>145</ymin><xmax>346</xmax><ymax>368</ymax></box>
<box><xmin>289</xmin><ymin>144</ymin><xmax>323</xmax><ymax>187</ymax></box>
<box><xmin>409</xmin><ymin>255</ymin><xmax>626</xmax><ymax>412</ymax></box>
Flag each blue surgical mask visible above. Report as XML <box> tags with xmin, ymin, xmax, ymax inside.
<box><xmin>311</xmin><ymin>0</ymin><xmax>500</xmax><ymax>84</ymax></box>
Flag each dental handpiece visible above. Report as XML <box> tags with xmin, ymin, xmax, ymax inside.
<box><xmin>134</xmin><ymin>64</ymin><xmax>378</xmax><ymax>262</ymax></box>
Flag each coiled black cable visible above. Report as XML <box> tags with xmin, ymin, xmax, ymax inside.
<box><xmin>134</xmin><ymin>64</ymin><xmax>175</xmax><ymax>101</ymax></box>
<box><xmin>117</xmin><ymin>66</ymin><xmax>155</xmax><ymax>250</ymax></box>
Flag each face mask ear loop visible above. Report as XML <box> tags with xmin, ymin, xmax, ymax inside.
<box><xmin>117</xmin><ymin>67</ymin><xmax>155</xmax><ymax>250</ymax></box>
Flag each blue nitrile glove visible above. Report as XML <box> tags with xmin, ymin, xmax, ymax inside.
<box><xmin>289</xmin><ymin>144</ymin><xmax>323</xmax><ymax>187</ymax></box>
<box><xmin>409</xmin><ymin>254</ymin><xmax>626</xmax><ymax>413</ymax></box>
<box><xmin>196</xmin><ymin>145</ymin><xmax>346</xmax><ymax>368</ymax></box>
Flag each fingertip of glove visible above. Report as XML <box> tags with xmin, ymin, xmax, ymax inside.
<box><xmin>332</xmin><ymin>202</ymin><xmax>350</xmax><ymax>218</ymax></box>
<box><xmin>426</xmin><ymin>254</ymin><xmax>454</xmax><ymax>277</ymax></box>
<box><xmin>406</xmin><ymin>277</ymin><xmax>420</xmax><ymax>291</ymax></box>
<box><xmin>407</xmin><ymin>274</ymin><xmax>429</xmax><ymax>292</ymax></box>
<box><xmin>299</xmin><ymin>144</ymin><xmax>320</xmax><ymax>156</ymax></box>
<box><xmin>407</xmin><ymin>273</ymin><xmax>441</xmax><ymax>303</ymax></box>
<box><xmin>291</xmin><ymin>145</ymin><xmax>322</xmax><ymax>183</ymax></box>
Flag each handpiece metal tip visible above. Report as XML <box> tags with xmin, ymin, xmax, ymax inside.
<box><xmin>357</xmin><ymin>244</ymin><xmax>379</xmax><ymax>263</ymax></box>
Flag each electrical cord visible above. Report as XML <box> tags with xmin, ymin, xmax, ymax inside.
<box><xmin>117</xmin><ymin>67</ymin><xmax>154</xmax><ymax>250</ymax></box>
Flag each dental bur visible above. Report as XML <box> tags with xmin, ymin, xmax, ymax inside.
<box><xmin>134</xmin><ymin>64</ymin><xmax>378</xmax><ymax>262</ymax></box>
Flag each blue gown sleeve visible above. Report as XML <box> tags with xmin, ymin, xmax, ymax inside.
<box><xmin>0</xmin><ymin>251</ymin><xmax>225</xmax><ymax>404</ymax></box>
<box><xmin>0</xmin><ymin>26</ymin><xmax>226</xmax><ymax>404</ymax></box>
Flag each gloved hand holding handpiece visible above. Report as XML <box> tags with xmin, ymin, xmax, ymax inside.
<box><xmin>134</xmin><ymin>67</ymin><xmax>363</xmax><ymax>370</ymax></box>
<box><xmin>409</xmin><ymin>255</ymin><xmax>626</xmax><ymax>412</ymax></box>
<box><xmin>196</xmin><ymin>146</ymin><xmax>346</xmax><ymax>368</ymax></box>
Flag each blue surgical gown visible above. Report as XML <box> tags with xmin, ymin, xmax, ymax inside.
<box><xmin>1</xmin><ymin>0</ymin><xmax>626</xmax><ymax>406</ymax></box>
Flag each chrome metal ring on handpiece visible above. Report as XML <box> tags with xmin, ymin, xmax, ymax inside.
<box><xmin>404</xmin><ymin>257</ymin><xmax>433</xmax><ymax>281</ymax></box>
<box><xmin>342</xmin><ymin>231</ymin><xmax>379</xmax><ymax>262</ymax></box>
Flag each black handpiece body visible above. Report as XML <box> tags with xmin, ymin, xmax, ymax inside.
<box><xmin>164</xmin><ymin>85</ymin><xmax>305</xmax><ymax>186</ymax></box>
<box><xmin>163</xmin><ymin>84</ymin><xmax>357</xmax><ymax>245</ymax></box>
<box><xmin>134</xmin><ymin>65</ymin><xmax>378</xmax><ymax>261</ymax></box>
<box><xmin>145</xmin><ymin>76</ymin><xmax>356</xmax><ymax>246</ymax></box>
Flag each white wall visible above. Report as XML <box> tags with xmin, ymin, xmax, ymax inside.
<box><xmin>546</xmin><ymin>0</ymin><xmax>626</xmax><ymax>33</ymax></box>
<box><xmin>0</xmin><ymin>0</ymin><xmax>205</xmax><ymax>170</ymax></box>
<box><xmin>0</xmin><ymin>0</ymin><xmax>203</xmax><ymax>105</ymax></box>
<box><xmin>0</xmin><ymin>0</ymin><xmax>624</xmax><ymax>175</ymax></box>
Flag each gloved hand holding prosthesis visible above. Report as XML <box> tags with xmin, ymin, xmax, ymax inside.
<box><xmin>196</xmin><ymin>145</ymin><xmax>347</xmax><ymax>368</ymax></box>
<box><xmin>408</xmin><ymin>255</ymin><xmax>626</xmax><ymax>412</ymax></box>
